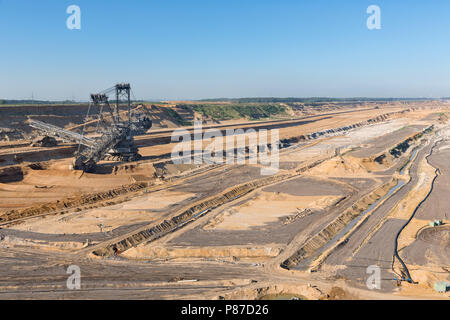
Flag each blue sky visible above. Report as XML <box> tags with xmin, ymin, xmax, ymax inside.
<box><xmin>1</xmin><ymin>0</ymin><xmax>449</xmax><ymax>100</ymax></box>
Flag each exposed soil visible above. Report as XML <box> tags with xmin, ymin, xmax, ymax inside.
<box><xmin>0</xmin><ymin>103</ymin><xmax>448</xmax><ymax>300</ymax></box>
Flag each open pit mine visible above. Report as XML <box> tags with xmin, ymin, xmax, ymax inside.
<box><xmin>0</xmin><ymin>88</ymin><xmax>449</xmax><ymax>300</ymax></box>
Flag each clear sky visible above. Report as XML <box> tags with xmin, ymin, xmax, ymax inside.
<box><xmin>1</xmin><ymin>0</ymin><xmax>449</xmax><ymax>100</ymax></box>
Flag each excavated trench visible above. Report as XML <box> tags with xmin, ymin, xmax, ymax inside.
<box><xmin>0</xmin><ymin>162</ymin><xmax>50</xmax><ymax>183</ymax></box>
<box><xmin>280</xmin><ymin>178</ymin><xmax>400</xmax><ymax>269</ymax></box>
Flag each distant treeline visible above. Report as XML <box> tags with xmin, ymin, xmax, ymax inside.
<box><xmin>197</xmin><ymin>97</ymin><xmax>435</xmax><ymax>103</ymax></box>
<box><xmin>0</xmin><ymin>99</ymin><xmax>82</xmax><ymax>105</ymax></box>
<box><xmin>0</xmin><ymin>99</ymin><xmax>146</xmax><ymax>106</ymax></box>
<box><xmin>178</xmin><ymin>103</ymin><xmax>287</xmax><ymax>120</ymax></box>
<box><xmin>1</xmin><ymin>97</ymin><xmax>438</xmax><ymax>106</ymax></box>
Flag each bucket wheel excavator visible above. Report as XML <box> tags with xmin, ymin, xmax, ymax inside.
<box><xmin>28</xmin><ymin>83</ymin><xmax>152</xmax><ymax>172</ymax></box>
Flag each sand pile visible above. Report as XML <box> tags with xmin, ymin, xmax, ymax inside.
<box><xmin>122</xmin><ymin>245</ymin><xmax>283</xmax><ymax>260</ymax></box>
<box><xmin>216</xmin><ymin>283</ymin><xmax>324</xmax><ymax>300</ymax></box>
<box><xmin>309</xmin><ymin>156</ymin><xmax>372</xmax><ymax>177</ymax></box>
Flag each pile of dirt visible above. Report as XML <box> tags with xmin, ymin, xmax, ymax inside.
<box><xmin>0</xmin><ymin>127</ymin><xmax>26</xmax><ymax>141</ymax></box>
<box><xmin>216</xmin><ymin>283</ymin><xmax>323</xmax><ymax>300</ymax></box>
<box><xmin>111</xmin><ymin>162</ymin><xmax>156</xmax><ymax>177</ymax></box>
<box><xmin>153</xmin><ymin>162</ymin><xmax>202</xmax><ymax>178</ymax></box>
<box><xmin>309</xmin><ymin>156</ymin><xmax>371</xmax><ymax>176</ymax></box>
<box><xmin>30</xmin><ymin>136</ymin><xmax>57</xmax><ymax>147</ymax></box>
<box><xmin>0</xmin><ymin>166</ymin><xmax>25</xmax><ymax>183</ymax></box>
<box><xmin>122</xmin><ymin>245</ymin><xmax>282</xmax><ymax>260</ymax></box>
<box><xmin>319</xmin><ymin>287</ymin><xmax>359</xmax><ymax>300</ymax></box>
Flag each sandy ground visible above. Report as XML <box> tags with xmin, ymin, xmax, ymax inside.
<box><xmin>402</xmin><ymin>225</ymin><xmax>450</xmax><ymax>269</ymax></box>
<box><xmin>0</xmin><ymin>105</ymin><xmax>448</xmax><ymax>299</ymax></box>
<box><xmin>0</xmin><ymin>160</ymin><xmax>155</xmax><ymax>211</ymax></box>
<box><xmin>391</xmin><ymin>135</ymin><xmax>450</xmax><ymax>290</ymax></box>
<box><xmin>336</xmin><ymin>218</ymin><xmax>407</xmax><ymax>292</ymax></box>
<box><xmin>122</xmin><ymin>244</ymin><xmax>284</xmax><ymax>260</ymax></box>
<box><xmin>414</xmin><ymin>139</ymin><xmax>450</xmax><ymax>221</ymax></box>
<box><xmin>204</xmin><ymin>192</ymin><xmax>340</xmax><ymax>231</ymax></box>
<box><xmin>12</xmin><ymin>190</ymin><xmax>195</xmax><ymax>234</ymax></box>
<box><xmin>350</xmin><ymin>125</ymin><xmax>426</xmax><ymax>158</ymax></box>
<box><xmin>0</xmin><ymin>106</ymin><xmax>419</xmax><ymax>213</ymax></box>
